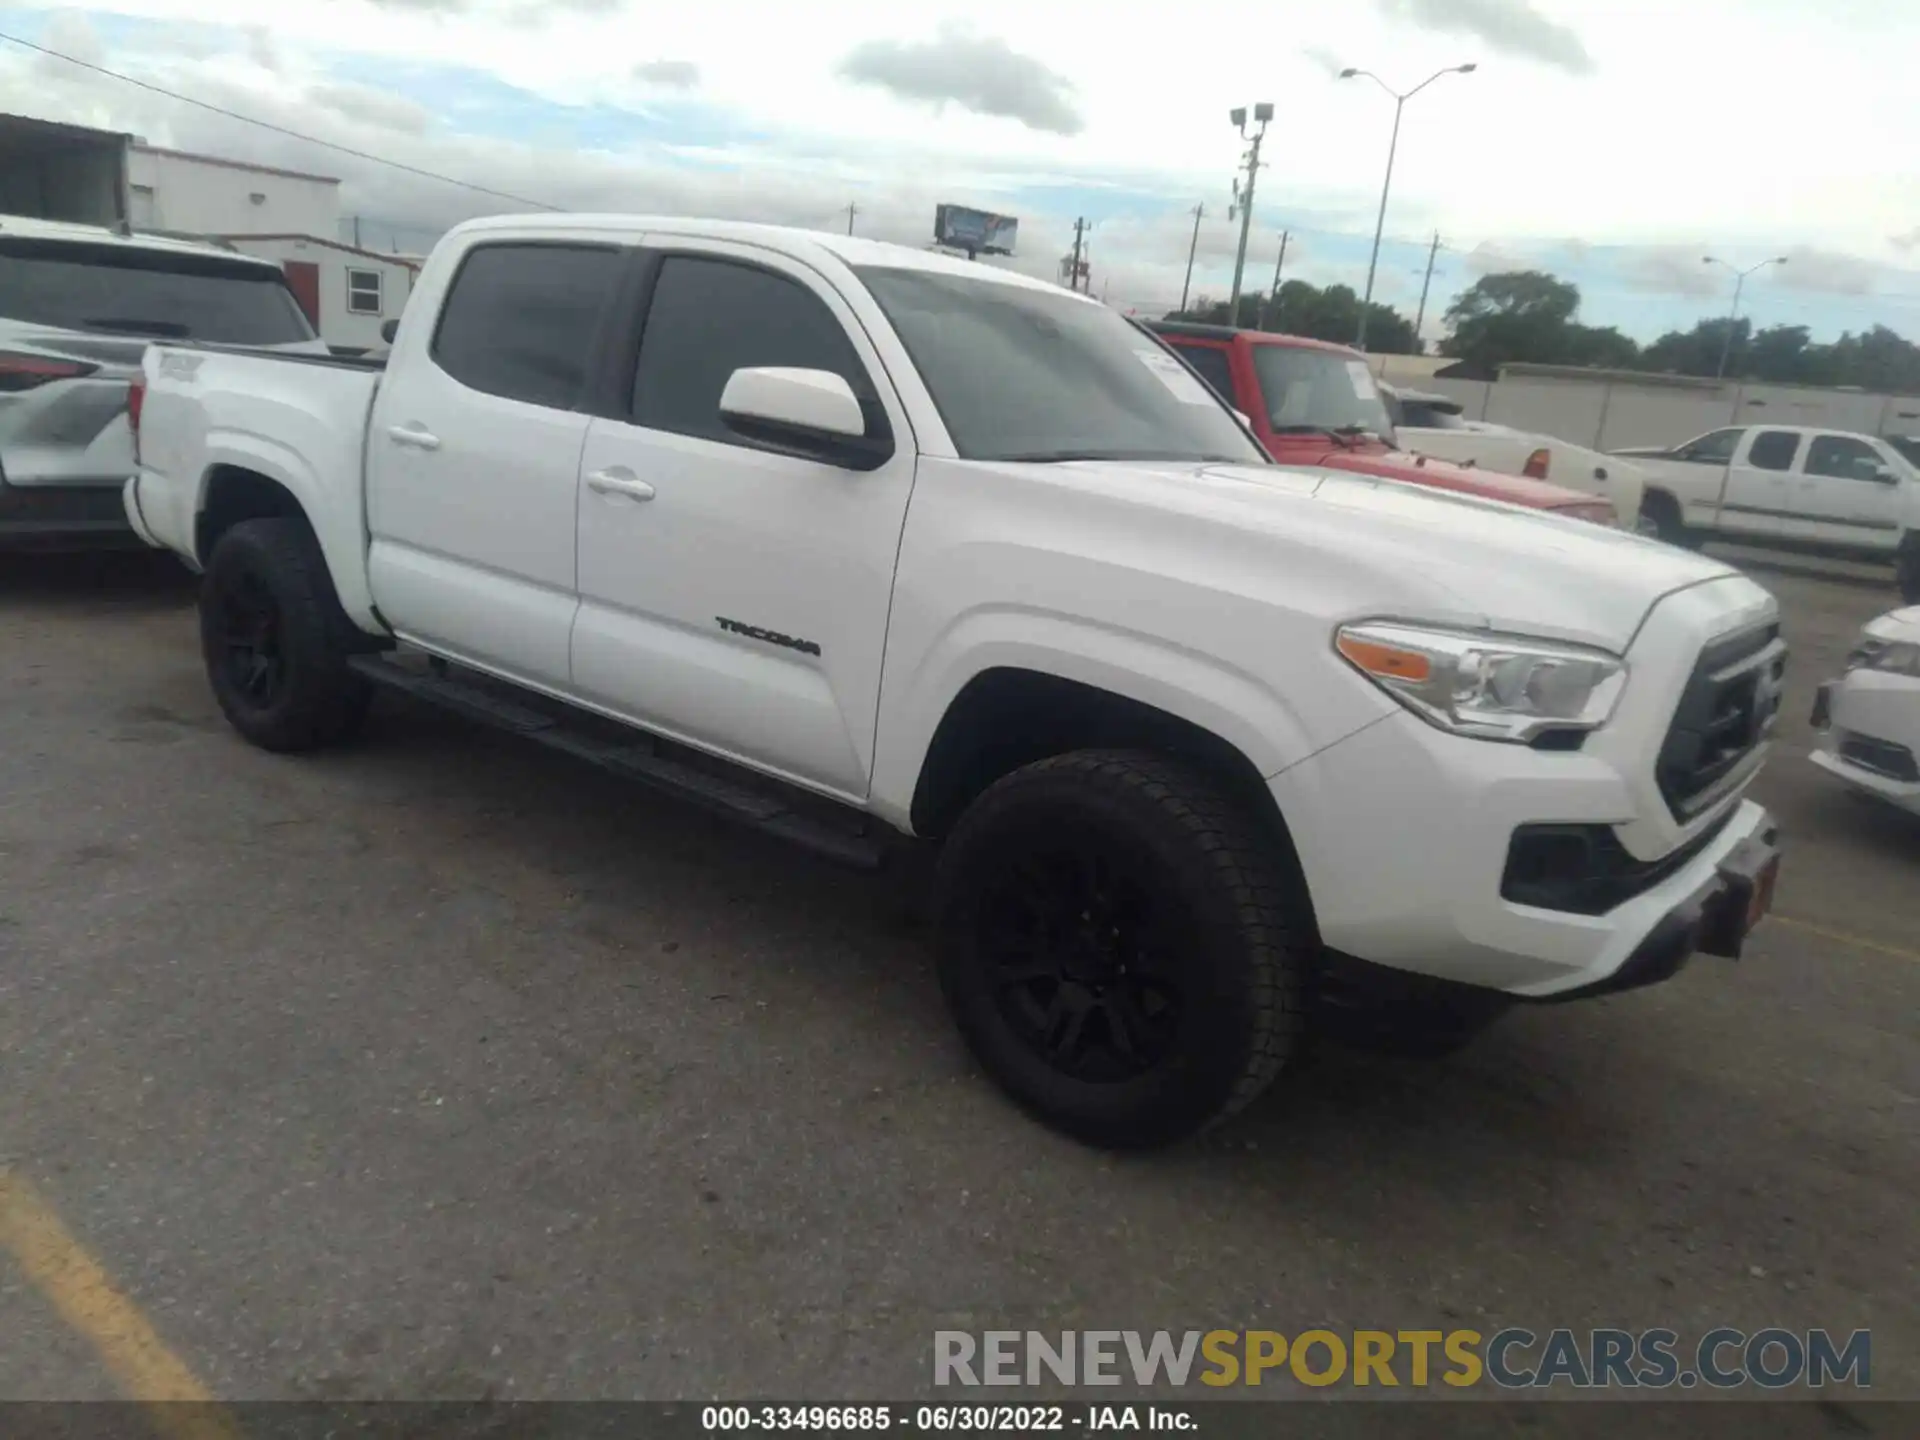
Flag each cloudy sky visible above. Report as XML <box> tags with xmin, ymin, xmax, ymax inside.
<box><xmin>5</xmin><ymin>0</ymin><xmax>1919</xmax><ymax>343</ymax></box>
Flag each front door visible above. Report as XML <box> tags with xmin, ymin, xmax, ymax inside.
<box><xmin>365</xmin><ymin>239</ymin><xmax>630</xmax><ymax>690</ymax></box>
<box><xmin>570</xmin><ymin>246</ymin><xmax>917</xmax><ymax>800</ymax></box>
<box><xmin>1791</xmin><ymin>434</ymin><xmax>1906</xmax><ymax>555</ymax></box>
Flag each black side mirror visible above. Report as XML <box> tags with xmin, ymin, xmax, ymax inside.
<box><xmin>380</xmin><ymin>319</ymin><xmax>400</xmax><ymax>345</ymax></box>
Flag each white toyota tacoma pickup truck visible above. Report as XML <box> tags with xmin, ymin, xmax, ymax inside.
<box><xmin>124</xmin><ymin>214</ymin><xmax>1786</xmax><ymax>1148</ymax></box>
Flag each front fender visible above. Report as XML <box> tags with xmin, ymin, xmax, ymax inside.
<box><xmin>868</xmin><ymin>604</ymin><xmax>1389</xmax><ymax>833</ymax></box>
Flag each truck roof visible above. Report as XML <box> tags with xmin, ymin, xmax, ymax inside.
<box><xmin>1145</xmin><ymin>320</ymin><xmax>1362</xmax><ymax>357</ymax></box>
<box><xmin>0</xmin><ymin>213</ymin><xmax>283</xmax><ymax>270</ymax></box>
<box><xmin>444</xmin><ymin>213</ymin><xmax>1089</xmax><ymax>300</ymax></box>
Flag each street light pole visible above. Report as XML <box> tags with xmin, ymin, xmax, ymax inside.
<box><xmin>1226</xmin><ymin>103</ymin><xmax>1273</xmax><ymax>326</ymax></box>
<box><xmin>1703</xmin><ymin>254</ymin><xmax>1789</xmax><ymax>379</ymax></box>
<box><xmin>1339</xmin><ymin>63</ymin><xmax>1476</xmax><ymax>353</ymax></box>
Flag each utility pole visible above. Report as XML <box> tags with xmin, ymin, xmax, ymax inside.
<box><xmin>1413</xmin><ymin>230</ymin><xmax>1442</xmax><ymax>350</ymax></box>
<box><xmin>1226</xmin><ymin>104</ymin><xmax>1273</xmax><ymax>327</ymax></box>
<box><xmin>1068</xmin><ymin>217</ymin><xmax>1090</xmax><ymax>293</ymax></box>
<box><xmin>1178</xmin><ymin>203</ymin><xmax>1204</xmax><ymax>315</ymax></box>
<box><xmin>844</xmin><ymin>201</ymin><xmax>858</xmax><ymax>236</ymax></box>
<box><xmin>1261</xmin><ymin>231</ymin><xmax>1290</xmax><ymax>331</ymax></box>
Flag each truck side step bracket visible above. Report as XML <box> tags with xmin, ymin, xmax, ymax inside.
<box><xmin>347</xmin><ymin>653</ymin><xmax>885</xmax><ymax>870</ymax></box>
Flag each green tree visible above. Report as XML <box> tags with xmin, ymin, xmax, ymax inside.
<box><xmin>1438</xmin><ymin>270</ymin><xmax>1605</xmax><ymax>375</ymax></box>
<box><xmin>1166</xmin><ymin>280</ymin><xmax>1418</xmax><ymax>353</ymax></box>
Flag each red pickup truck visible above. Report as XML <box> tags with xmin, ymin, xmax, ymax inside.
<box><xmin>1144</xmin><ymin>321</ymin><xmax>1615</xmax><ymax>524</ymax></box>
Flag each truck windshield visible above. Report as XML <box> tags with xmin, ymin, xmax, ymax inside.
<box><xmin>0</xmin><ymin>239</ymin><xmax>316</xmax><ymax>346</ymax></box>
<box><xmin>856</xmin><ymin>267</ymin><xmax>1264</xmax><ymax>466</ymax></box>
<box><xmin>1253</xmin><ymin>345</ymin><xmax>1395</xmax><ymax>440</ymax></box>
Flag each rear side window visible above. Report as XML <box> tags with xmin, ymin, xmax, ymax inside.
<box><xmin>1168</xmin><ymin>342</ymin><xmax>1234</xmax><ymax>403</ymax></box>
<box><xmin>1746</xmin><ymin>430</ymin><xmax>1800</xmax><ymax>472</ymax></box>
<box><xmin>431</xmin><ymin>243</ymin><xmax>624</xmax><ymax>410</ymax></box>
<box><xmin>630</xmin><ymin>255</ymin><xmax>875</xmax><ymax>443</ymax></box>
<box><xmin>1677</xmin><ymin>429</ymin><xmax>1741</xmax><ymax>464</ymax></box>
<box><xmin>0</xmin><ymin>239</ymin><xmax>314</xmax><ymax>345</ymax></box>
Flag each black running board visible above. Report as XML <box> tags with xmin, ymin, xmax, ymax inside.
<box><xmin>348</xmin><ymin>654</ymin><xmax>886</xmax><ymax>870</ymax></box>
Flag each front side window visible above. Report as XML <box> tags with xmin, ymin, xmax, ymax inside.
<box><xmin>1804</xmin><ymin>435</ymin><xmax>1884</xmax><ymax>481</ymax></box>
<box><xmin>1677</xmin><ymin>429</ymin><xmax>1741</xmax><ymax>465</ymax></box>
<box><xmin>1746</xmin><ymin>430</ymin><xmax>1800</xmax><ymax>472</ymax></box>
<box><xmin>858</xmin><ymin>268</ymin><xmax>1263</xmax><ymax>465</ymax></box>
<box><xmin>0</xmin><ymin>238</ymin><xmax>314</xmax><ymax>344</ymax></box>
<box><xmin>430</xmin><ymin>243</ymin><xmax>624</xmax><ymax>410</ymax></box>
<box><xmin>346</xmin><ymin>268</ymin><xmax>383</xmax><ymax>316</ymax></box>
<box><xmin>1250</xmin><ymin>345</ymin><xmax>1395</xmax><ymax>440</ymax></box>
<box><xmin>630</xmin><ymin>255</ymin><xmax>878</xmax><ymax>444</ymax></box>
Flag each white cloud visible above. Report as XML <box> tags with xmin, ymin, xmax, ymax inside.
<box><xmin>307</xmin><ymin>82</ymin><xmax>434</xmax><ymax>135</ymax></box>
<box><xmin>838</xmin><ymin>26</ymin><xmax>1082</xmax><ymax>136</ymax></box>
<box><xmin>632</xmin><ymin>59</ymin><xmax>699</xmax><ymax>89</ymax></box>
<box><xmin>1373</xmin><ymin>0</ymin><xmax>1594</xmax><ymax>74</ymax></box>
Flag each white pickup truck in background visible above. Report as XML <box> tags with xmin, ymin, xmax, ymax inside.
<box><xmin>1614</xmin><ymin>424</ymin><xmax>1920</xmax><ymax>601</ymax></box>
<box><xmin>1383</xmin><ymin>383</ymin><xmax>1649</xmax><ymax>533</ymax></box>
<box><xmin>125</xmin><ymin>214</ymin><xmax>1786</xmax><ymax>1148</ymax></box>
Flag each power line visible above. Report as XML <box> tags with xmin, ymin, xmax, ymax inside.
<box><xmin>0</xmin><ymin>28</ymin><xmax>563</xmax><ymax>212</ymax></box>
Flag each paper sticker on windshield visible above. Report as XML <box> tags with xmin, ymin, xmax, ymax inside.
<box><xmin>1137</xmin><ymin>349</ymin><xmax>1218</xmax><ymax>405</ymax></box>
<box><xmin>1345</xmin><ymin>359</ymin><xmax>1377</xmax><ymax>397</ymax></box>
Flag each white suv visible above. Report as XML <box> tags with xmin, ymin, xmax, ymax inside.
<box><xmin>0</xmin><ymin>216</ymin><xmax>322</xmax><ymax>550</ymax></box>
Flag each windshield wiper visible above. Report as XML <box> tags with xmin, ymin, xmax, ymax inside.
<box><xmin>995</xmin><ymin>448</ymin><xmax>1242</xmax><ymax>464</ymax></box>
<box><xmin>80</xmin><ymin>317</ymin><xmax>192</xmax><ymax>338</ymax></box>
<box><xmin>1270</xmin><ymin>424</ymin><xmax>1363</xmax><ymax>450</ymax></box>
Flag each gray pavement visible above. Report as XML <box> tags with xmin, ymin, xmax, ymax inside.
<box><xmin>0</xmin><ymin>547</ymin><xmax>1914</xmax><ymax>1412</ymax></box>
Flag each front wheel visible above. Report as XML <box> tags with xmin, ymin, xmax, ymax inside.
<box><xmin>200</xmin><ymin>517</ymin><xmax>371</xmax><ymax>752</ymax></box>
<box><xmin>1899</xmin><ymin>539</ymin><xmax>1920</xmax><ymax>605</ymax></box>
<box><xmin>933</xmin><ymin>751</ymin><xmax>1308</xmax><ymax>1149</ymax></box>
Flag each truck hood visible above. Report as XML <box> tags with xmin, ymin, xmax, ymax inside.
<box><xmin>1313</xmin><ymin>444</ymin><xmax>1597</xmax><ymax>511</ymax></box>
<box><xmin>1153</xmin><ymin>461</ymin><xmax>1750</xmax><ymax>652</ymax></box>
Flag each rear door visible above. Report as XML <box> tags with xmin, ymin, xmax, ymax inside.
<box><xmin>570</xmin><ymin>245</ymin><xmax>916</xmax><ymax>800</ymax></box>
<box><xmin>1790</xmin><ymin>433</ymin><xmax>1905</xmax><ymax>553</ymax></box>
<box><xmin>1714</xmin><ymin>428</ymin><xmax>1801</xmax><ymax>539</ymax></box>
<box><xmin>0</xmin><ymin>236</ymin><xmax>316</xmax><ymax>489</ymax></box>
<box><xmin>365</xmin><ymin>239</ymin><xmax>632</xmax><ymax>690</ymax></box>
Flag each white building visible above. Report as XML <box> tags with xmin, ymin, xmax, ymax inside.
<box><xmin>127</xmin><ymin>145</ymin><xmax>339</xmax><ymax>238</ymax></box>
<box><xmin>223</xmin><ymin>234</ymin><xmax>420</xmax><ymax>353</ymax></box>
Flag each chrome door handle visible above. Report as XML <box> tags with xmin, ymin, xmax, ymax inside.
<box><xmin>586</xmin><ymin>470</ymin><xmax>656</xmax><ymax>501</ymax></box>
<box><xmin>386</xmin><ymin>424</ymin><xmax>440</xmax><ymax>451</ymax></box>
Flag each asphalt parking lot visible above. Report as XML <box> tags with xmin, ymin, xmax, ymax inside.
<box><xmin>0</xmin><ymin>546</ymin><xmax>1915</xmax><ymax>1422</ymax></box>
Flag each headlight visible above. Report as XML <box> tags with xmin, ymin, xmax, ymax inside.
<box><xmin>1335</xmin><ymin>621</ymin><xmax>1628</xmax><ymax>742</ymax></box>
<box><xmin>1845</xmin><ymin>637</ymin><xmax>1920</xmax><ymax>677</ymax></box>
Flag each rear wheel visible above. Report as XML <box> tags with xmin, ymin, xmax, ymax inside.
<box><xmin>200</xmin><ymin>517</ymin><xmax>371</xmax><ymax>752</ymax></box>
<box><xmin>1641</xmin><ymin>491</ymin><xmax>1697</xmax><ymax>549</ymax></box>
<box><xmin>934</xmin><ymin>750</ymin><xmax>1307</xmax><ymax>1149</ymax></box>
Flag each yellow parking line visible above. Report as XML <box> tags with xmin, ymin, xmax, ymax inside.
<box><xmin>0</xmin><ymin>1170</ymin><xmax>243</xmax><ymax>1440</ymax></box>
<box><xmin>1773</xmin><ymin>914</ymin><xmax>1920</xmax><ymax>965</ymax></box>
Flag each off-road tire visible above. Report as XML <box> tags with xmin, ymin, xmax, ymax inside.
<box><xmin>933</xmin><ymin>750</ymin><xmax>1308</xmax><ymax>1149</ymax></box>
<box><xmin>200</xmin><ymin>517</ymin><xmax>371</xmax><ymax>752</ymax></box>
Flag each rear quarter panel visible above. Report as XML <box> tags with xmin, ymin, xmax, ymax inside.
<box><xmin>137</xmin><ymin>346</ymin><xmax>384</xmax><ymax>630</ymax></box>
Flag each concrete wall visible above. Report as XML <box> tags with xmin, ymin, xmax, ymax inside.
<box><xmin>128</xmin><ymin>148</ymin><xmax>339</xmax><ymax>239</ymax></box>
<box><xmin>225</xmin><ymin>235</ymin><xmax>417</xmax><ymax>351</ymax></box>
<box><xmin>1373</xmin><ymin>358</ymin><xmax>1920</xmax><ymax>451</ymax></box>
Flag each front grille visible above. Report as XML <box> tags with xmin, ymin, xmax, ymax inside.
<box><xmin>1839</xmin><ymin>731</ymin><xmax>1920</xmax><ymax>783</ymax></box>
<box><xmin>1656</xmin><ymin>621</ymin><xmax>1785</xmax><ymax>821</ymax></box>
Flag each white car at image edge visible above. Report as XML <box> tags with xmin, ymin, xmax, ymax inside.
<box><xmin>1811</xmin><ymin>605</ymin><xmax>1920</xmax><ymax>814</ymax></box>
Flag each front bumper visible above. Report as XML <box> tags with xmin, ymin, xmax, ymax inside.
<box><xmin>1809</xmin><ymin>674</ymin><xmax>1920</xmax><ymax>814</ymax></box>
<box><xmin>1269</xmin><ymin>708</ymin><xmax>1778</xmax><ymax>999</ymax></box>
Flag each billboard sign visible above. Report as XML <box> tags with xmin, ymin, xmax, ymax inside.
<box><xmin>935</xmin><ymin>204</ymin><xmax>1018</xmax><ymax>256</ymax></box>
